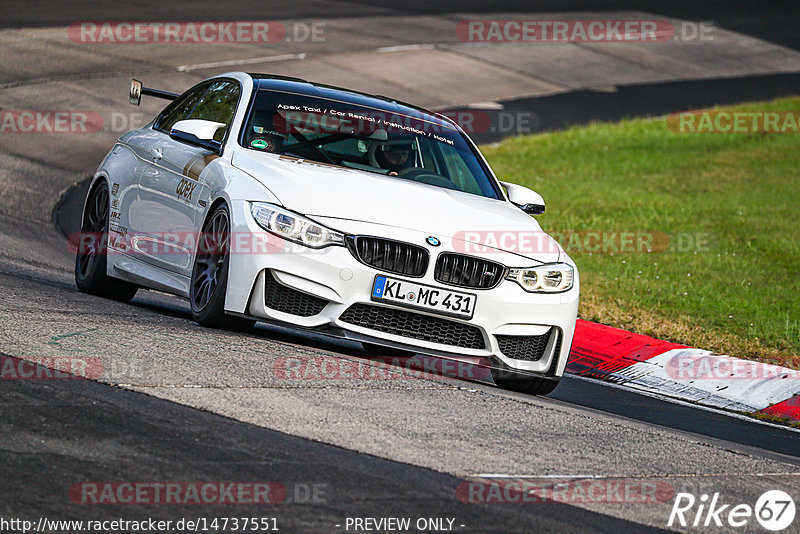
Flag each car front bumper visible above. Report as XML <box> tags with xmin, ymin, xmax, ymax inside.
<box><xmin>226</xmin><ymin>200</ymin><xmax>579</xmax><ymax>377</ymax></box>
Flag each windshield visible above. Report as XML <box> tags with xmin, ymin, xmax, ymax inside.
<box><xmin>240</xmin><ymin>88</ymin><xmax>501</xmax><ymax>199</ymax></box>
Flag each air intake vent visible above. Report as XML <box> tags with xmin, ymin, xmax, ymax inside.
<box><xmin>348</xmin><ymin>236</ymin><xmax>428</xmax><ymax>277</ymax></box>
<box><xmin>496</xmin><ymin>329</ymin><xmax>556</xmax><ymax>361</ymax></box>
<box><xmin>264</xmin><ymin>271</ymin><xmax>329</xmax><ymax>317</ymax></box>
<box><xmin>339</xmin><ymin>303</ymin><xmax>485</xmax><ymax>349</ymax></box>
<box><xmin>434</xmin><ymin>253</ymin><xmax>505</xmax><ymax>289</ymax></box>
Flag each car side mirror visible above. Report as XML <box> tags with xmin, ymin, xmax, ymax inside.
<box><xmin>170</xmin><ymin>119</ymin><xmax>225</xmax><ymax>153</ymax></box>
<box><xmin>500</xmin><ymin>181</ymin><xmax>545</xmax><ymax>215</ymax></box>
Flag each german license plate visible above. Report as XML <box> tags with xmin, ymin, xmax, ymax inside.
<box><xmin>371</xmin><ymin>275</ymin><xmax>476</xmax><ymax>319</ymax></box>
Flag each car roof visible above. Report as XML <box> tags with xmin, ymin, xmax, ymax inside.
<box><xmin>248</xmin><ymin>73</ymin><xmax>456</xmax><ymax>128</ymax></box>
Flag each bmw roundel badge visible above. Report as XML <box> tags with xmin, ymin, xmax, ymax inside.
<box><xmin>426</xmin><ymin>236</ymin><xmax>441</xmax><ymax>247</ymax></box>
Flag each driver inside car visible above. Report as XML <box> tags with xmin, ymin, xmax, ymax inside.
<box><xmin>370</xmin><ymin>139</ymin><xmax>416</xmax><ymax>175</ymax></box>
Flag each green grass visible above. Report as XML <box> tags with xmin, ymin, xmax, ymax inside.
<box><xmin>482</xmin><ymin>97</ymin><xmax>800</xmax><ymax>367</ymax></box>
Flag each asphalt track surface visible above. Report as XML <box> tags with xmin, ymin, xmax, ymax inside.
<box><xmin>1</xmin><ymin>0</ymin><xmax>798</xmax><ymax>51</ymax></box>
<box><xmin>2</xmin><ymin>2</ymin><xmax>800</xmax><ymax>532</ymax></box>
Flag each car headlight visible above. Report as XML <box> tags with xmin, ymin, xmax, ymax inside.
<box><xmin>250</xmin><ymin>202</ymin><xmax>345</xmax><ymax>248</ymax></box>
<box><xmin>507</xmin><ymin>263</ymin><xmax>574</xmax><ymax>293</ymax></box>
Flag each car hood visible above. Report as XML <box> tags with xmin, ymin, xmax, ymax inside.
<box><xmin>232</xmin><ymin>150</ymin><xmax>561</xmax><ymax>263</ymax></box>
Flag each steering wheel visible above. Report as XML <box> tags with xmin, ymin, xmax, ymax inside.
<box><xmin>397</xmin><ymin>167</ymin><xmax>431</xmax><ymax>179</ymax></box>
<box><xmin>397</xmin><ymin>167</ymin><xmax>459</xmax><ymax>190</ymax></box>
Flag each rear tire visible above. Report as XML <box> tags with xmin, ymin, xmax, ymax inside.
<box><xmin>74</xmin><ymin>180</ymin><xmax>138</xmax><ymax>302</ymax></box>
<box><xmin>491</xmin><ymin>368</ymin><xmax>560</xmax><ymax>395</ymax></box>
<box><xmin>190</xmin><ymin>204</ymin><xmax>255</xmax><ymax>330</ymax></box>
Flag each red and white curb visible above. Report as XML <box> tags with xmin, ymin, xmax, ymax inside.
<box><xmin>567</xmin><ymin>320</ymin><xmax>800</xmax><ymax>424</ymax></box>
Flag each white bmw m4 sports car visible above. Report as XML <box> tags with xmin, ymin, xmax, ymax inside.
<box><xmin>75</xmin><ymin>72</ymin><xmax>579</xmax><ymax>394</ymax></box>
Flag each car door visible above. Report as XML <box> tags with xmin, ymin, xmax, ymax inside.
<box><xmin>130</xmin><ymin>80</ymin><xmax>240</xmax><ymax>275</ymax></box>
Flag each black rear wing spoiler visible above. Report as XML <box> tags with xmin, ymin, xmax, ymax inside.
<box><xmin>129</xmin><ymin>79</ymin><xmax>178</xmax><ymax>105</ymax></box>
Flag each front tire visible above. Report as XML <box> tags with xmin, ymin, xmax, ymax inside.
<box><xmin>74</xmin><ymin>180</ymin><xmax>138</xmax><ymax>302</ymax></box>
<box><xmin>491</xmin><ymin>368</ymin><xmax>560</xmax><ymax>395</ymax></box>
<box><xmin>190</xmin><ymin>204</ymin><xmax>254</xmax><ymax>330</ymax></box>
